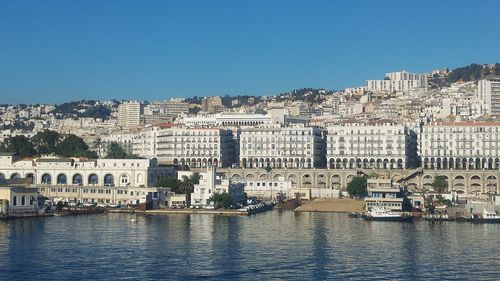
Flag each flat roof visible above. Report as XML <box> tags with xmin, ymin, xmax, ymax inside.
<box><xmin>36</xmin><ymin>158</ymin><xmax>74</xmax><ymax>162</ymax></box>
<box><xmin>429</xmin><ymin>121</ymin><xmax>500</xmax><ymax>127</ymax></box>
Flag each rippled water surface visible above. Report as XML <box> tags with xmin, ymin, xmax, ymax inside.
<box><xmin>0</xmin><ymin>211</ymin><xmax>499</xmax><ymax>280</ymax></box>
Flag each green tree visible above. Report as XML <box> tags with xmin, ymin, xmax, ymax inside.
<box><xmin>208</xmin><ymin>191</ymin><xmax>232</xmax><ymax>209</ymax></box>
<box><xmin>432</xmin><ymin>175</ymin><xmax>448</xmax><ymax>194</ymax></box>
<box><xmin>57</xmin><ymin>135</ymin><xmax>96</xmax><ymax>158</ymax></box>
<box><xmin>0</xmin><ymin>135</ymin><xmax>36</xmax><ymax>157</ymax></box>
<box><xmin>105</xmin><ymin>142</ymin><xmax>128</xmax><ymax>159</ymax></box>
<box><xmin>179</xmin><ymin>175</ymin><xmax>195</xmax><ymax>207</ymax></box>
<box><xmin>189</xmin><ymin>172</ymin><xmax>200</xmax><ymax>185</ymax></box>
<box><xmin>346</xmin><ymin>175</ymin><xmax>368</xmax><ymax>198</ymax></box>
<box><xmin>155</xmin><ymin>176</ymin><xmax>181</xmax><ymax>193</ymax></box>
<box><xmin>31</xmin><ymin>130</ymin><xmax>61</xmax><ymax>155</ymax></box>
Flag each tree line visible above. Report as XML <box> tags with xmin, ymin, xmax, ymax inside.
<box><xmin>0</xmin><ymin>130</ymin><xmax>97</xmax><ymax>158</ymax></box>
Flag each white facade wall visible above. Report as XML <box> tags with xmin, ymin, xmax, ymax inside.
<box><xmin>188</xmin><ymin>168</ymin><xmax>244</xmax><ymax>206</ymax></box>
<box><xmin>479</xmin><ymin>76</ymin><xmax>500</xmax><ymax>117</ymax></box>
<box><xmin>180</xmin><ymin>113</ymin><xmax>271</xmax><ymax>127</ymax></box>
<box><xmin>0</xmin><ymin>156</ymin><xmax>174</xmax><ymax>188</ymax></box>
<box><xmin>367</xmin><ymin>71</ymin><xmax>428</xmax><ymax>92</ymax></box>
<box><xmin>327</xmin><ymin>122</ymin><xmax>415</xmax><ymax>169</ymax></box>
<box><xmin>421</xmin><ymin>122</ymin><xmax>500</xmax><ymax>170</ymax></box>
<box><xmin>366</xmin><ymin>79</ymin><xmax>425</xmax><ymax>92</ymax></box>
<box><xmin>118</xmin><ymin>101</ymin><xmax>141</xmax><ymax>129</ymax></box>
<box><xmin>156</xmin><ymin>127</ymin><xmax>234</xmax><ymax>167</ymax></box>
<box><xmin>242</xmin><ymin>178</ymin><xmax>293</xmax><ymax>199</ymax></box>
<box><xmin>240</xmin><ymin>124</ymin><xmax>324</xmax><ymax>168</ymax></box>
<box><xmin>38</xmin><ymin>185</ymin><xmax>168</xmax><ymax>206</ymax></box>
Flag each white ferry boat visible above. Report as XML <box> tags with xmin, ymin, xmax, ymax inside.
<box><xmin>471</xmin><ymin>209</ymin><xmax>500</xmax><ymax>223</ymax></box>
<box><xmin>364</xmin><ymin>206</ymin><xmax>413</xmax><ymax>222</ymax></box>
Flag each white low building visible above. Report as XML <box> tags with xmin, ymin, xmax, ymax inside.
<box><xmin>242</xmin><ymin>177</ymin><xmax>293</xmax><ymax>200</ymax></box>
<box><xmin>38</xmin><ymin>185</ymin><xmax>168</xmax><ymax>207</ymax></box>
<box><xmin>0</xmin><ymin>154</ymin><xmax>174</xmax><ymax>207</ymax></box>
<box><xmin>0</xmin><ymin>185</ymin><xmax>39</xmax><ymax>216</ymax></box>
<box><xmin>185</xmin><ymin>167</ymin><xmax>244</xmax><ymax>207</ymax></box>
<box><xmin>0</xmin><ymin>154</ymin><xmax>174</xmax><ymax>188</ymax></box>
<box><xmin>365</xmin><ymin>178</ymin><xmax>404</xmax><ymax>211</ymax></box>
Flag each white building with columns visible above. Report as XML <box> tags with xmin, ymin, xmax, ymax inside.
<box><xmin>0</xmin><ymin>154</ymin><xmax>174</xmax><ymax>188</ymax></box>
<box><xmin>0</xmin><ymin>154</ymin><xmax>174</xmax><ymax>206</ymax></box>
<box><xmin>156</xmin><ymin>127</ymin><xmax>234</xmax><ymax>167</ymax></box>
<box><xmin>327</xmin><ymin>120</ymin><xmax>418</xmax><ymax>169</ymax></box>
<box><xmin>179</xmin><ymin>113</ymin><xmax>272</xmax><ymax>127</ymax></box>
<box><xmin>421</xmin><ymin>122</ymin><xmax>500</xmax><ymax>170</ymax></box>
<box><xmin>240</xmin><ymin>124</ymin><xmax>324</xmax><ymax>168</ymax></box>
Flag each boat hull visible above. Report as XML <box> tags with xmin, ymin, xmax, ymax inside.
<box><xmin>364</xmin><ymin>216</ymin><xmax>413</xmax><ymax>222</ymax></box>
<box><xmin>471</xmin><ymin>218</ymin><xmax>500</xmax><ymax>224</ymax></box>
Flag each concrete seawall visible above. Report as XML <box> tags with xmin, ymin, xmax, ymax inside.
<box><xmin>295</xmin><ymin>198</ymin><xmax>365</xmax><ymax>213</ymax></box>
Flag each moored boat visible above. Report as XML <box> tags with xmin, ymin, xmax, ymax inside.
<box><xmin>471</xmin><ymin>209</ymin><xmax>500</xmax><ymax>223</ymax></box>
<box><xmin>424</xmin><ymin>213</ymin><xmax>454</xmax><ymax>222</ymax></box>
<box><xmin>364</xmin><ymin>206</ymin><xmax>413</xmax><ymax>222</ymax></box>
<box><xmin>348</xmin><ymin>212</ymin><xmax>364</xmax><ymax>218</ymax></box>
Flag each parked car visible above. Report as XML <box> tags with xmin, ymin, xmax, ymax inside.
<box><xmin>68</xmin><ymin>201</ymin><xmax>79</xmax><ymax>207</ymax></box>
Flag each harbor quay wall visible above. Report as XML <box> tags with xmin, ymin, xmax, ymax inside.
<box><xmin>195</xmin><ymin>168</ymin><xmax>500</xmax><ymax>195</ymax></box>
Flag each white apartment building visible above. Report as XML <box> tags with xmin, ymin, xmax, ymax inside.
<box><xmin>479</xmin><ymin>76</ymin><xmax>500</xmax><ymax>117</ymax></box>
<box><xmin>118</xmin><ymin>101</ymin><xmax>141</xmax><ymax>129</ymax></box>
<box><xmin>156</xmin><ymin>127</ymin><xmax>234</xmax><ymax>168</ymax></box>
<box><xmin>102</xmin><ymin>133</ymin><xmax>136</xmax><ymax>156</ymax></box>
<box><xmin>144</xmin><ymin>99</ymin><xmax>189</xmax><ymax>116</ymax></box>
<box><xmin>131</xmin><ymin>128</ymin><xmax>159</xmax><ymax>159</ymax></box>
<box><xmin>385</xmin><ymin>71</ymin><xmax>428</xmax><ymax>84</ymax></box>
<box><xmin>366</xmin><ymin>80</ymin><xmax>426</xmax><ymax>93</ymax></box>
<box><xmin>182</xmin><ymin>168</ymin><xmax>244</xmax><ymax>207</ymax></box>
<box><xmin>421</xmin><ymin>122</ymin><xmax>500</xmax><ymax>170</ymax></box>
<box><xmin>367</xmin><ymin>71</ymin><xmax>428</xmax><ymax>92</ymax></box>
<box><xmin>327</xmin><ymin>121</ymin><xmax>417</xmax><ymax>169</ymax></box>
<box><xmin>0</xmin><ymin>154</ymin><xmax>174</xmax><ymax>188</ymax></box>
<box><xmin>240</xmin><ymin>124</ymin><xmax>324</xmax><ymax>168</ymax></box>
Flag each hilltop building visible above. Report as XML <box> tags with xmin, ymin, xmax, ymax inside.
<box><xmin>367</xmin><ymin>71</ymin><xmax>428</xmax><ymax>92</ymax></box>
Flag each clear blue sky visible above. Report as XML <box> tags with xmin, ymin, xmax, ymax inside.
<box><xmin>1</xmin><ymin>0</ymin><xmax>499</xmax><ymax>104</ymax></box>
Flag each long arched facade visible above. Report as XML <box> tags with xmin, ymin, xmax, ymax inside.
<box><xmin>422</xmin><ymin>157</ymin><xmax>500</xmax><ymax>170</ymax></box>
<box><xmin>328</xmin><ymin>157</ymin><xmax>406</xmax><ymax>169</ymax></box>
<box><xmin>241</xmin><ymin>157</ymin><xmax>313</xmax><ymax>169</ymax></box>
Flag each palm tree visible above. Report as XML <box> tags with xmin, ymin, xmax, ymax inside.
<box><xmin>179</xmin><ymin>175</ymin><xmax>195</xmax><ymax>207</ymax></box>
<box><xmin>92</xmin><ymin>137</ymin><xmax>103</xmax><ymax>158</ymax></box>
<box><xmin>189</xmin><ymin>172</ymin><xmax>200</xmax><ymax>185</ymax></box>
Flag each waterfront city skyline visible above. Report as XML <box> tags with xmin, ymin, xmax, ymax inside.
<box><xmin>1</xmin><ymin>0</ymin><xmax>500</xmax><ymax>104</ymax></box>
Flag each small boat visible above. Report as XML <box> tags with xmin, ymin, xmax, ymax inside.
<box><xmin>424</xmin><ymin>213</ymin><xmax>454</xmax><ymax>222</ymax></box>
<box><xmin>364</xmin><ymin>206</ymin><xmax>413</xmax><ymax>222</ymax></box>
<box><xmin>471</xmin><ymin>209</ymin><xmax>500</xmax><ymax>223</ymax></box>
<box><xmin>348</xmin><ymin>212</ymin><xmax>364</xmax><ymax>218</ymax></box>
